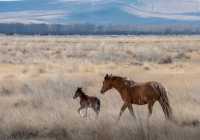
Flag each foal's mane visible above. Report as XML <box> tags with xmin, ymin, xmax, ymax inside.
<box><xmin>77</xmin><ymin>88</ymin><xmax>86</xmax><ymax>96</ymax></box>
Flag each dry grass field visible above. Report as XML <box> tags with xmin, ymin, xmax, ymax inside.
<box><xmin>0</xmin><ymin>35</ymin><xmax>200</xmax><ymax>140</ymax></box>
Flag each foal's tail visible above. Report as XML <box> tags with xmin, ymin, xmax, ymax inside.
<box><xmin>96</xmin><ymin>98</ymin><xmax>101</xmax><ymax>113</ymax></box>
<box><xmin>152</xmin><ymin>82</ymin><xmax>173</xmax><ymax>120</ymax></box>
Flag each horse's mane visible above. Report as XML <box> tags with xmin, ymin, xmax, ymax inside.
<box><xmin>111</xmin><ymin>75</ymin><xmax>127</xmax><ymax>81</ymax></box>
<box><xmin>110</xmin><ymin>75</ymin><xmax>136</xmax><ymax>87</ymax></box>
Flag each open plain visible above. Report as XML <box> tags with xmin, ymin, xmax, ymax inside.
<box><xmin>0</xmin><ymin>35</ymin><xmax>199</xmax><ymax>140</ymax></box>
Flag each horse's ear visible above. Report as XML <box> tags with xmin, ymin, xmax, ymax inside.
<box><xmin>105</xmin><ymin>74</ymin><xmax>109</xmax><ymax>80</ymax></box>
<box><xmin>77</xmin><ymin>87</ymin><xmax>82</xmax><ymax>90</ymax></box>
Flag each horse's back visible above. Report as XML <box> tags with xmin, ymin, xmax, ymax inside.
<box><xmin>129</xmin><ymin>81</ymin><xmax>160</xmax><ymax>104</ymax></box>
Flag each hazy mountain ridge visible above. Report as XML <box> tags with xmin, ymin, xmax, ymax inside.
<box><xmin>1</xmin><ymin>23</ymin><xmax>200</xmax><ymax>35</ymax></box>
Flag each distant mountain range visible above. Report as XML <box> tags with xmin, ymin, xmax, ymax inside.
<box><xmin>0</xmin><ymin>0</ymin><xmax>200</xmax><ymax>35</ymax></box>
<box><xmin>1</xmin><ymin>23</ymin><xmax>200</xmax><ymax>35</ymax></box>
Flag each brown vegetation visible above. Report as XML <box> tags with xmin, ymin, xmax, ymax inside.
<box><xmin>0</xmin><ymin>36</ymin><xmax>199</xmax><ymax>140</ymax></box>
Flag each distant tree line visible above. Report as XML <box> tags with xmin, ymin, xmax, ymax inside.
<box><xmin>0</xmin><ymin>23</ymin><xmax>200</xmax><ymax>35</ymax></box>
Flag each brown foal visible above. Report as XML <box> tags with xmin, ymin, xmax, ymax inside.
<box><xmin>73</xmin><ymin>87</ymin><xmax>101</xmax><ymax>118</ymax></box>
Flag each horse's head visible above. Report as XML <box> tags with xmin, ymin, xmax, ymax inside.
<box><xmin>73</xmin><ymin>87</ymin><xmax>82</xmax><ymax>99</ymax></box>
<box><xmin>100</xmin><ymin>74</ymin><xmax>113</xmax><ymax>94</ymax></box>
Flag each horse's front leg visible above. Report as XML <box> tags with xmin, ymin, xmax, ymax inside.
<box><xmin>128</xmin><ymin>104</ymin><xmax>136</xmax><ymax>119</ymax></box>
<box><xmin>117</xmin><ymin>103</ymin><xmax>128</xmax><ymax>122</ymax></box>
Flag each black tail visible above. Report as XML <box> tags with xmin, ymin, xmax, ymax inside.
<box><xmin>96</xmin><ymin>98</ymin><xmax>101</xmax><ymax>113</ymax></box>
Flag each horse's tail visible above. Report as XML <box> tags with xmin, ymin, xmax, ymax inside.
<box><xmin>151</xmin><ymin>82</ymin><xmax>200</xmax><ymax>127</ymax></box>
<box><xmin>151</xmin><ymin>82</ymin><xmax>173</xmax><ymax>120</ymax></box>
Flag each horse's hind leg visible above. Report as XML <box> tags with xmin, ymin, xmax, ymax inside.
<box><xmin>146</xmin><ymin>101</ymin><xmax>155</xmax><ymax>140</ymax></box>
<box><xmin>128</xmin><ymin>104</ymin><xmax>136</xmax><ymax>119</ymax></box>
<box><xmin>148</xmin><ymin>101</ymin><xmax>155</xmax><ymax>118</ymax></box>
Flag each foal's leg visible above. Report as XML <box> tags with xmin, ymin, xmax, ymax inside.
<box><xmin>95</xmin><ymin>102</ymin><xmax>100</xmax><ymax>119</ymax></box>
<box><xmin>128</xmin><ymin>104</ymin><xmax>136</xmax><ymax>119</ymax></box>
<box><xmin>84</xmin><ymin>107</ymin><xmax>88</xmax><ymax>118</ymax></box>
<box><xmin>94</xmin><ymin>109</ymin><xmax>99</xmax><ymax>119</ymax></box>
<box><xmin>118</xmin><ymin>103</ymin><xmax>128</xmax><ymax>121</ymax></box>
<box><xmin>78</xmin><ymin>106</ymin><xmax>84</xmax><ymax>116</ymax></box>
<box><xmin>92</xmin><ymin>106</ymin><xmax>99</xmax><ymax>119</ymax></box>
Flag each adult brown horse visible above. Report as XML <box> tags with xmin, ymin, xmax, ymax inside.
<box><xmin>100</xmin><ymin>74</ymin><xmax>173</xmax><ymax>121</ymax></box>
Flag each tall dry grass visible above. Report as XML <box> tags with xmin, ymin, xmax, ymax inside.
<box><xmin>0</xmin><ymin>36</ymin><xmax>199</xmax><ymax>140</ymax></box>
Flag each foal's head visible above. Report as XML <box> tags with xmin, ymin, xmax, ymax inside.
<box><xmin>100</xmin><ymin>74</ymin><xmax>114</xmax><ymax>94</ymax></box>
<box><xmin>73</xmin><ymin>87</ymin><xmax>83</xmax><ymax>99</ymax></box>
